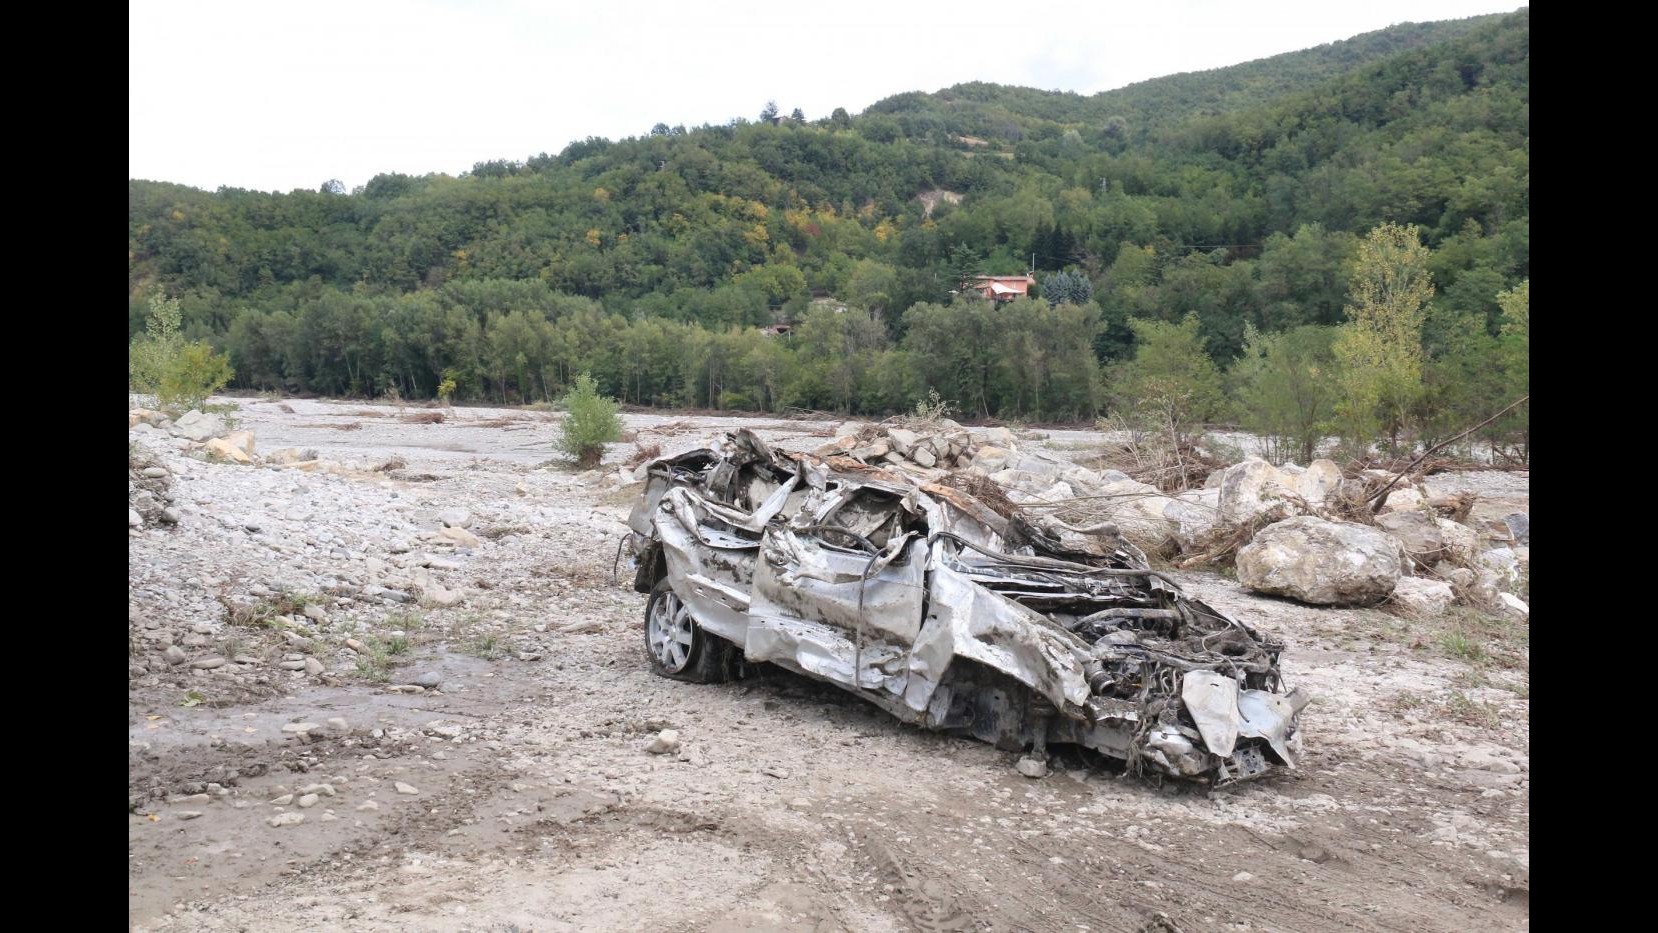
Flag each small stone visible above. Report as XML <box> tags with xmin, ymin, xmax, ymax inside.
<box><xmin>174</xmin><ymin>810</ymin><xmax>203</xmax><ymax>820</ymax></box>
<box><xmin>297</xmin><ymin>793</ymin><xmax>320</xmax><ymax>808</ymax></box>
<box><xmin>129</xmin><ymin>509</ymin><xmax>144</xmax><ymax>528</ymax></box>
<box><xmin>762</xmin><ymin>766</ymin><xmax>789</xmax><ymax>779</ymax></box>
<box><xmin>190</xmin><ymin>657</ymin><xmax>226</xmax><ymax>670</ymax></box>
<box><xmin>159</xmin><ymin>508</ymin><xmax>182</xmax><ymax>524</ymax></box>
<box><xmin>395</xmin><ymin>782</ymin><xmax>420</xmax><ymax>795</ymax></box>
<box><xmin>281</xmin><ymin>722</ymin><xmax>319</xmax><ymax>735</ymax></box>
<box><xmin>437</xmin><ymin>526</ymin><xmax>484</xmax><ymax>549</ymax></box>
<box><xmin>646</xmin><ymin>729</ymin><xmax>681</xmax><ymax>755</ymax></box>
<box><xmin>319</xmin><ymin>812</ymin><xmax>338</xmax><ymax>822</ymax></box>
<box><xmin>1233</xmin><ymin>871</ymin><xmax>1254</xmax><ymax>883</ymax></box>
<box><xmin>1015</xmin><ymin>757</ymin><xmax>1049</xmax><ymax>779</ymax></box>
<box><xmin>278</xmin><ymin>660</ymin><xmax>307</xmax><ymax>671</ymax></box>
<box><xmin>302</xmin><ymin>603</ymin><xmax>329</xmax><ymax>623</ymax></box>
<box><xmin>411</xmin><ymin>671</ymin><xmax>442</xmax><ymax>689</ymax></box>
<box><xmin>299</xmin><ymin>783</ymin><xmax>337</xmax><ymax>797</ymax></box>
<box><xmin>326</xmin><ymin>718</ymin><xmax>351</xmax><ymax>734</ymax></box>
<box><xmin>143</xmin><ymin>466</ymin><xmax>168</xmax><ymax>478</ymax></box>
<box><xmin>356</xmin><ymin>800</ymin><xmax>380</xmax><ymax>812</ymax></box>
<box><xmin>269</xmin><ymin>794</ymin><xmax>294</xmax><ymax>806</ymax></box>
<box><xmin>345</xmin><ymin>638</ymin><xmax>368</xmax><ymax>654</ymax></box>
<box><xmin>268</xmin><ymin>813</ymin><xmax>305</xmax><ymax>827</ymax></box>
<box><xmin>439</xmin><ymin>509</ymin><xmax>473</xmax><ymax>529</ymax></box>
<box><xmin>163</xmin><ymin>646</ymin><xmax>188</xmax><ymax>666</ymax></box>
<box><xmin>304</xmin><ymin>657</ymin><xmax>325</xmax><ymax>676</ymax></box>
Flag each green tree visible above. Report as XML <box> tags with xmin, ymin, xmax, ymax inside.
<box><xmin>557</xmin><ymin>372</ymin><xmax>623</xmax><ymax>468</ymax></box>
<box><xmin>1333</xmin><ymin>222</ymin><xmax>1433</xmax><ymax>454</ymax></box>
<box><xmin>1112</xmin><ymin>314</ymin><xmax>1227</xmax><ymax>448</ymax></box>
<box><xmin>1232</xmin><ymin>324</ymin><xmax>1339</xmax><ymax>464</ymax></box>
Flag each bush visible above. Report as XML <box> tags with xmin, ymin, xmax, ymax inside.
<box><xmin>129</xmin><ymin>289</ymin><xmax>233</xmax><ymax>412</ymax></box>
<box><xmin>557</xmin><ymin>372</ymin><xmax>622</xmax><ymax>468</ymax></box>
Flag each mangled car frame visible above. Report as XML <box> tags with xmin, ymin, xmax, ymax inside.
<box><xmin>623</xmin><ymin>430</ymin><xmax>1307</xmax><ymax>784</ymax></box>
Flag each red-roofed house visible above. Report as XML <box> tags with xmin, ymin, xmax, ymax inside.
<box><xmin>967</xmin><ymin>274</ymin><xmax>1036</xmax><ymax>302</ymax></box>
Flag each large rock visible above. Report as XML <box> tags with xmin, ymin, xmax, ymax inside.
<box><xmin>1236</xmin><ymin>516</ymin><xmax>1403</xmax><ymax>606</ymax></box>
<box><xmin>1163</xmin><ymin>487</ymin><xmax>1221</xmax><ymax>552</ymax></box>
<box><xmin>1378</xmin><ymin>486</ymin><xmax>1426</xmax><ymax>513</ymax></box>
<box><xmin>982</xmin><ymin>427</ymin><xmax>1016</xmax><ymax>448</ymax></box>
<box><xmin>1504</xmin><ymin>512</ymin><xmax>1530</xmax><ymax>546</ymax></box>
<box><xmin>169</xmin><ymin>410</ymin><xmax>227</xmax><ymax>442</ymax></box>
<box><xmin>202</xmin><ymin>437</ymin><xmax>252</xmax><ymax>464</ymax></box>
<box><xmin>219</xmin><ymin>430</ymin><xmax>256</xmax><ymax>458</ymax></box>
<box><xmin>1391</xmin><ymin>576</ymin><xmax>1455</xmax><ymax>616</ymax></box>
<box><xmin>886</xmin><ymin>428</ymin><xmax>919</xmax><ymax>455</ymax></box>
<box><xmin>129</xmin><ymin>408</ymin><xmax>165</xmax><ymax>428</ymax></box>
<box><xmin>971</xmin><ymin>446</ymin><xmax>1013</xmax><ymax>472</ymax></box>
<box><xmin>1375</xmin><ymin>511</ymin><xmax>1444</xmax><ymax>566</ymax></box>
<box><xmin>1215</xmin><ymin>458</ymin><xmax>1341</xmax><ymax>525</ymax></box>
<box><xmin>1088</xmin><ymin>479</ymin><xmax>1180</xmax><ymax>554</ymax></box>
<box><xmin>1435</xmin><ymin>517</ymin><xmax>1481</xmax><ymax>566</ymax></box>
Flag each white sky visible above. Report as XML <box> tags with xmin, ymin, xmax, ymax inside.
<box><xmin>130</xmin><ymin>0</ymin><xmax>1523</xmax><ymax>193</ymax></box>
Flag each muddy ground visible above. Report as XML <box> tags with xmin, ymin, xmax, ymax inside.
<box><xmin>128</xmin><ymin>399</ymin><xmax>1529</xmax><ymax>932</ymax></box>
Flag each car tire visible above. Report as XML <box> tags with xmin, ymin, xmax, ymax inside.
<box><xmin>644</xmin><ymin>577</ymin><xmax>730</xmax><ymax>683</ymax></box>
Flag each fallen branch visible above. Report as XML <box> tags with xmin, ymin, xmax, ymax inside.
<box><xmin>1367</xmin><ymin>395</ymin><xmax>1529</xmax><ymax>514</ymax></box>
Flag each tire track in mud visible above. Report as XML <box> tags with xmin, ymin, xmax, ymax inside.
<box><xmin>825</xmin><ymin>776</ymin><xmax>1522</xmax><ymax>933</ymax></box>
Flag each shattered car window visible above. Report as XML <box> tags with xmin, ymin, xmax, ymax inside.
<box><xmin>625</xmin><ymin>429</ymin><xmax>1307</xmax><ymax>785</ymax></box>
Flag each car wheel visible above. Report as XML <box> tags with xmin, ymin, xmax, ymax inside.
<box><xmin>644</xmin><ymin>577</ymin><xmax>729</xmax><ymax>683</ymax></box>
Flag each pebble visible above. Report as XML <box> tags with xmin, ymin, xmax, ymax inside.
<box><xmin>269</xmin><ymin>794</ymin><xmax>294</xmax><ymax>805</ymax></box>
<box><xmin>1233</xmin><ymin>872</ymin><xmax>1254</xmax><ymax>883</ymax></box>
<box><xmin>1015</xmin><ymin>757</ymin><xmax>1049</xmax><ymax>779</ymax></box>
<box><xmin>356</xmin><ymin>801</ymin><xmax>380</xmax><ymax>812</ymax></box>
<box><xmin>281</xmin><ymin>722</ymin><xmax>319</xmax><ymax>735</ymax></box>
<box><xmin>174</xmin><ymin>810</ymin><xmax>203</xmax><ymax>820</ymax></box>
<box><xmin>129</xmin><ymin>509</ymin><xmax>144</xmax><ymax>528</ymax></box>
<box><xmin>326</xmin><ymin>718</ymin><xmax>351</xmax><ymax>734</ymax></box>
<box><xmin>411</xmin><ymin>671</ymin><xmax>442</xmax><ymax>689</ymax></box>
<box><xmin>190</xmin><ymin>657</ymin><xmax>226</xmax><ymax>670</ymax></box>
<box><xmin>143</xmin><ymin>466</ymin><xmax>169</xmax><ymax>478</ymax></box>
<box><xmin>267</xmin><ymin>813</ymin><xmax>304</xmax><ymax>827</ymax></box>
<box><xmin>159</xmin><ymin>508</ymin><xmax>181</xmax><ymax>524</ymax></box>
<box><xmin>395</xmin><ymin>782</ymin><xmax>420</xmax><ymax>795</ymax></box>
<box><xmin>439</xmin><ymin>509</ymin><xmax>472</xmax><ymax>529</ymax></box>
<box><xmin>297</xmin><ymin>794</ymin><xmax>320</xmax><ymax>808</ymax></box>
<box><xmin>163</xmin><ymin>646</ymin><xmax>188</xmax><ymax>666</ymax></box>
<box><xmin>304</xmin><ymin>657</ymin><xmax>325</xmax><ymax>676</ymax></box>
<box><xmin>646</xmin><ymin>729</ymin><xmax>681</xmax><ymax>755</ymax></box>
<box><xmin>299</xmin><ymin>783</ymin><xmax>336</xmax><ymax>797</ymax></box>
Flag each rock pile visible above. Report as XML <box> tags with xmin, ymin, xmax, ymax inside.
<box><xmin>814</xmin><ymin>419</ymin><xmax>996</xmax><ymax>472</ymax></box>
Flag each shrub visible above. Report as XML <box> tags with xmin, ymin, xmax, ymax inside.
<box><xmin>129</xmin><ymin>289</ymin><xmax>233</xmax><ymax>412</ymax></box>
<box><xmin>556</xmin><ymin>372</ymin><xmax>623</xmax><ymax>468</ymax></box>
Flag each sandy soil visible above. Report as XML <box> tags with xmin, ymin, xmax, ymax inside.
<box><xmin>128</xmin><ymin>399</ymin><xmax>1529</xmax><ymax>932</ymax></box>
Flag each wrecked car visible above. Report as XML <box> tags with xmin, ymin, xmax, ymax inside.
<box><xmin>622</xmin><ymin>430</ymin><xmax>1307</xmax><ymax>784</ymax></box>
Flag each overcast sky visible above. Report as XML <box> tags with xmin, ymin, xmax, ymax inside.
<box><xmin>130</xmin><ymin>0</ymin><xmax>1522</xmax><ymax>193</ymax></box>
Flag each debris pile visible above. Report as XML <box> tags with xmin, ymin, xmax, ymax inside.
<box><xmin>814</xmin><ymin>421</ymin><xmax>1527</xmax><ymax>619</ymax></box>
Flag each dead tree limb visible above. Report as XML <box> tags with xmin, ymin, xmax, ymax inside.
<box><xmin>1367</xmin><ymin>395</ymin><xmax>1530</xmax><ymax>514</ymax></box>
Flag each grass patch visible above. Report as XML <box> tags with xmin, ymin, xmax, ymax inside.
<box><xmin>1444</xmin><ymin>690</ymin><xmax>1503</xmax><ymax>728</ymax></box>
<box><xmin>223</xmin><ymin>590</ymin><xmax>319</xmax><ymax>629</ymax></box>
<box><xmin>352</xmin><ymin>633</ymin><xmax>415</xmax><ymax>682</ymax></box>
<box><xmin>461</xmin><ymin>633</ymin><xmax>505</xmax><ymax>660</ymax></box>
<box><xmin>385</xmin><ymin>610</ymin><xmax>426</xmax><ymax>633</ymax></box>
<box><xmin>1437</xmin><ymin>630</ymin><xmax>1487</xmax><ymax>663</ymax></box>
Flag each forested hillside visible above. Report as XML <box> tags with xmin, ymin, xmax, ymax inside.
<box><xmin>128</xmin><ymin>8</ymin><xmax>1528</xmax><ymax>453</ymax></box>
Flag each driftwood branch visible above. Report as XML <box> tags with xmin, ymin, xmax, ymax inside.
<box><xmin>1367</xmin><ymin>395</ymin><xmax>1530</xmax><ymax>514</ymax></box>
